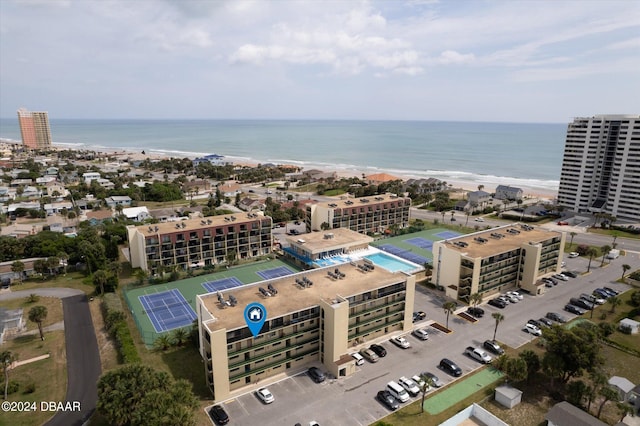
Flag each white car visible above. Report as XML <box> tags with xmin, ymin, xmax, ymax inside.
<box><xmin>508</xmin><ymin>291</ymin><xmax>524</xmax><ymax>300</ymax></box>
<box><xmin>553</xmin><ymin>273</ymin><xmax>569</xmax><ymax>281</ymax></box>
<box><xmin>391</xmin><ymin>336</ymin><xmax>411</xmax><ymax>349</ymax></box>
<box><xmin>350</xmin><ymin>352</ymin><xmax>364</xmax><ymax>366</ymax></box>
<box><xmin>411</xmin><ymin>375</ymin><xmax>427</xmax><ymax>391</ymax></box>
<box><xmin>504</xmin><ymin>293</ymin><xmax>519</xmax><ymax>303</ymax></box>
<box><xmin>412</xmin><ymin>328</ymin><xmax>429</xmax><ymax>340</ymax></box>
<box><xmin>523</xmin><ymin>323</ymin><xmax>542</xmax><ymax>336</ymax></box>
<box><xmin>474</xmin><ymin>217</ymin><xmax>485</xmax><ymax>222</ymax></box>
<box><xmin>398</xmin><ymin>376</ymin><xmax>420</xmax><ymax>397</ymax></box>
<box><xmin>256</xmin><ymin>388</ymin><xmax>274</xmax><ymax>404</ymax></box>
<box><xmin>568</xmin><ymin>252</ymin><xmax>580</xmax><ymax>258</ymax></box>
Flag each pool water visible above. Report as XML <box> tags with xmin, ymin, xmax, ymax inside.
<box><xmin>364</xmin><ymin>252</ymin><xmax>419</xmax><ymax>273</ymax></box>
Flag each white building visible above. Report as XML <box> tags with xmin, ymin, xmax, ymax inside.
<box><xmin>83</xmin><ymin>172</ymin><xmax>101</xmax><ymax>184</ymax></box>
<box><xmin>558</xmin><ymin>115</ymin><xmax>640</xmax><ymax>221</ymax></box>
<box><xmin>122</xmin><ymin>206</ymin><xmax>151</xmax><ymax>222</ymax></box>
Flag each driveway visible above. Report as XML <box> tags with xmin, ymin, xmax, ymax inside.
<box><xmin>0</xmin><ymin>288</ymin><xmax>102</xmax><ymax>426</ymax></box>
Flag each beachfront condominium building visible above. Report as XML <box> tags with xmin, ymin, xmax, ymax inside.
<box><xmin>17</xmin><ymin>108</ymin><xmax>52</xmax><ymax>150</ymax></box>
<box><xmin>432</xmin><ymin>224</ymin><xmax>565</xmax><ymax>303</ymax></box>
<box><xmin>127</xmin><ymin>213</ymin><xmax>273</xmax><ymax>274</ymax></box>
<box><xmin>196</xmin><ymin>261</ymin><xmax>415</xmax><ymax>402</ymax></box>
<box><xmin>306</xmin><ymin>193</ymin><xmax>411</xmax><ymax>234</ymax></box>
<box><xmin>558</xmin><ymin>115</ymin><xmax>640</xmax><ymax>222</ymax></box>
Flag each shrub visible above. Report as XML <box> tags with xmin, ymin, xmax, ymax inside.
<box><xmin>26</xmin><ymin>294</ymin><xmax>40</xmax><ymax>303</ymax></box>
<box><xmin>5</xmin><ymin>380</ymin><xmax>20</xmax><ymax>394</ymax></box>
<box><xmin>101</xmin><ymin>293</ymin><xmax>140</xmax><ymax>364</ymax></box>
<box><xmin>619</xmin><ymin>324</ymin><xmax>633</xmax><ymax>335</ymax></box>
<box><xmin>23</xmin><ymin>382</ymin><xmax>36</xmax><ymax>394</ymax></box>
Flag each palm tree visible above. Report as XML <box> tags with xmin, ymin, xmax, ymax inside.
<box><xmin>585</xmin><ymin>246</ymin><xmax>598</xmax><ymax>272</ymax></box>
<box><xmin>154</xmin><ymin>334</ymin><xmax>173</xmax><ymax>351</ymax></box>
<box><xmin>172</xmin><ymin>328</ymin><xmax>188</xmax><ymax>346</ymax></box>
<box><xmin>93</xmin><ymin>270</ymin><xmax>109</xmax><ymax>295</ymax></box>
<box><xmin>621</xmin><ymin>264</ymin><xmax>631</xmax><ymax>280</ymax></box>
<box><xmin>597</xmin><ymin>386</ymin><xmax>619</xmax><ymax>418</ymax></box>
<box><xmin>600</xmin><ymin>245</ymin><xmax>611</xmax><ymax>266</ymax></box>
<box><xmin>11</xmin><ymin>260</ymin><xmax>24</xmax><ymax>284</ymax></box>
<box><xmin>492</xmin><ymin>312</ymin><xmax>504</xmax><ymax>341</ymax></box>
<box><xmin>28</xmin><ymin>305</ymin><xmax>48</xmax><ymax>341</ymax></box>
<box><xmin>469</xmin><ymin>293</ymin><xmax>482</xmax><ymax>309</ymax></box>
<box><xmin>57</xmin><ymin>251</ymin><xmax>69</xmax><ymax>275</ymax></box>
<box><xmin>569</xmin><ymin>231</ymin><xmax>577</xmax><ymax>249</ymax></box>
<box><xmin>608</xmin><ymin>296</ymin><xmax>622</xmax><ymax>313</ymax></box>
<box><xmin>443</xmin><ymin>301</ymin><xmax>456</xmax><ymax>329</ymax></box>
<box><xmin>419</xmin><ymin>373</ymin><xmax>436</xmax><ymax>413</ymax></box>
<box><xmin>1</xmin><ymin>351</ymin><xmax>17</xmax><ymax>400</ymax></box>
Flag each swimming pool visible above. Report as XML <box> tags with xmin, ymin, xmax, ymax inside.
<box><xmin>364</xmin><ymin>252</ymin><xmax>420</xmax><ymax>273</ymax></box>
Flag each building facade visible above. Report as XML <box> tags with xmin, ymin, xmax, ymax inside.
<box><xmin>127</xmin><ymin>213</ymin><xmax>273</xmax><ymax>273</ymax></box>
<box><xmin>17</xmin><ymin>108</ymin><xmax>52</xmax><ymax>150</ymax></box>
<box><xmin>197</xmin><ymin>262</ymin><xmax>415</xmax><ymax>402</ymax></box>
<box><xmin>305</xmin><ymin>194</ymin><xmax>411</xmax><ymax>234</ymax></box>
<box><xmin>558</xmin><ymin>115</ymin><xmax>640</xmax><ymax>222</ymax></box>
<box><xmin>432</xmin><ymin>224</ymin><xmax>565</xmax><ymax>303</ymax></box>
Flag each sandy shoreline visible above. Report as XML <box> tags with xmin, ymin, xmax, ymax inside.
<box><xmin>2</xmin><ymin>139</ymin><xmax>559</xmax><ymax>199</ymax></box>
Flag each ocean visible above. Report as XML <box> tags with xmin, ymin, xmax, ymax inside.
<box><xmin>0</xmin><ymin>119</ymin><xmax>566</xmax><ymax>192</ymax></box>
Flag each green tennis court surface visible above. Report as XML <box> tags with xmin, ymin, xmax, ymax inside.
<box><xmin>423</xmin><ymin>368</ymin><xmax>504</xmax><ymax>415</ymax></box>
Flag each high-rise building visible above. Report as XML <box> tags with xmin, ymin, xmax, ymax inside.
<box><xmin>17</xmin><ymin>108</ymin><xmax>52</xmax><ymax>150</ymax></box>
<box><xmin>557</xmin><ymin>115</ymin><xmax>640</xmax><ymax>222</ymax></box>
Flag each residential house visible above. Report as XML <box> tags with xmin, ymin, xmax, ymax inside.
<box><xmin>467</xmin><ymin>190</ymin><xmax>492</xmax><ymax>209</ymax></box>
<box><xmin>0</xmin><ymin>308</ymin><xmax>25</xmax><ymax>344</ymax></box>
<box><xmin>85</xmin><ymin>210</ymin><xmax>114</xmax><ymax>226</ymax></box>
<box><xmin>122</xmin><ymin>206</ymin><xmax>151</xmax><ymax>222</ymax></box>
<box><xmin>301</xmin><ymin>169</ymin><xmax>337</xmax><ymax>182</ymax></box>
<box><xmin>218</xmin><ymin>181</ymin><xmax>242</xmax><ymax>198</ymax></box>
<box><xmin>45</xmin><ymin>180</ymin><xmax>66</xmax><ymax>197</ymax></box>
<box><xmin>183</xmin><ymin>179</ymin><xmax>211</xmax><ymax>194</ymax></box>
<box><xmin>44</xmin><ymin>201</ymin><xmax>73</xmax><ymax>215</ymax></box>
<box><xmin>105</xmin><ymin>196</ymin><xmax>133</xmax><ymax>208</ymax></box>
<box><xmin>96</xmin><ymin>178</ymin><xmax>115</xmax><ymax>189</ymax></box>
<box><xmin>45</xmin><ymin>166</ymin><xmax>59</xmax><ymax>176</ymax></box>
<box><xmin>619</xmin><ymin>318</ymin><xmax>640</xmax><ymax>334</ymax></box>
<box><xmin>545</xmin><ymin>401</ymin><xmax>607</xmax><ymax>426</ymax></box>
<box><xmin>10</xmin><ymin>178</ymin><xmax>33</xmax><ymax>187</ymax></box>
<box><xmin>36</xmin><ymin>176</ymin><xmax>56</xmax><ymax>185</ymax></box>
<box><xmin>83</xmin><ymin>172</ymin><xmax>101</xmax><ymax>183</ymax></box>
<box><xmin>366</xmin><ymin>173</ymin><xmax>402</xmax><ymax>185</ymax></box>
<box><xmin>192</xmin><ymin>154</ymin><xmax>229</xmax><ymax>166</ymax></box>
<box><xmin>20</xmin><ymin>186</ymin><xmax>42</xmax><ymax>199</ymax></box>
<box><xmin>608</xmin><ymin>376</ymin><xmax>636</xmax><ymax>402</ymax></box>
<box><xmin>495</xmin><ymin>185</ymin><xmax>524</xmax><ymax>201</ymax></box>
<box><xmin>238</xmin><ymin>197</ymin><xmax>265</xmax><ymax>212</ymax></box>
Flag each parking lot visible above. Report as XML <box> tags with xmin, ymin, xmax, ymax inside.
<box><xmin>207</xmin><ymin>253</ymin><xmax>640</xmax><ymax>426</ymax></box>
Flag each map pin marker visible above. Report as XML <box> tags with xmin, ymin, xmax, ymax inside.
<box><xmin>244</xmin><ymin>302</ymin><xmax>267</xmax><ymax>337</ymax></box>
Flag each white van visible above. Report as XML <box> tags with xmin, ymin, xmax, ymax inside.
<box><xmin>387</xmin><ymin>380</ymin><xmax>410</xmax><ymax>402</ymax></box>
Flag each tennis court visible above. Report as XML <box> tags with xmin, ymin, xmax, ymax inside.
<box><xmin>256</xmin><ymin>266</ymin><xmax>295</xmax><ymax>280</ymax></box>
<box><xmin>379</xmin><ymin>244</ymin><xmax>429</xmax><ymax>265</ymax></box>
<box><xmin>139</xmin><ymin>289</ymin><xmax>197</xmax><ymax>333</ymax></box>
<box><xmin>435</xmin><ymin>231</ymin><xmax>462</xmax><ymax>239</ymax></box>
<box><xmin>202</xmin><ymin>276</ymin><xmax>245</xmax><ymax>293</ymax></box>
<box><xmin>405</xmin><ymin>237</ymin><xmax>434</xmax><ymax>250</ymax></box>
<box><xmin>379</xmin><ymin>244</ymin><xmax>411</xmax><ymax>256</ymax></box>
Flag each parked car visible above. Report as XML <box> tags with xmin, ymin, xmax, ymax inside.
<box><xmin>504</xmin><ymin>293</ymin><xmax>520</xmax><ymax>303</ymax></box>
<box><xmin>570</xmin><ymin>297</ymin><xmax>594</xmax><ymax>310</ymax></box>
<box><xmin>369</xmin><ymin>344</ymin><xmax>387</xmax><ymax>357</ymax></box>
<box><xmin>376</xmin><ymin>390</ymin><xmax>399</xmax><ymax>410</ymax></box>
<box><xmin>359</xmin><ymin>348</ymin><xmax>379</xmax><ymax>363</ymax></box>
<box><xmin>488</xmin><ymin>298</ymin><xmax>507</xmax><ymax>308</ymax></box>
<box><xmin>600</xmin><ymin>288</ymin><xmax>617</xmax><ymax>297</ymax></box>
<box><xmin>581</xmin><ymin>293</ymin><xmax>605</xmax><ymax>305</ymax></box>
<box><xmin>413</xmin><ymin>311</ymin><xmax>427</xmax><ymax>322</ymax></box>
<box><xmin>523</xmin><ymin>323</ymin><xmax>542</xmax><ymax>336</ymax></box>
<box><xmin>398</xmin><ymin>376</ymin><xmax>420</xmax><ymax>397</ymax></box>
<box><xmin>307</xmin><ymin>367</ymin><xmax>326</xmax><ymax>383</ymax></box>
<box><xmin>256</xmin><ymin>388</ymin><xmax>275</xmax><ymax>404</ymax></box>
<box><xmin>421</xmin><ymin>372</ymin><xmax>444</xmax><ymax>387</ymax></box>
<box><xmin>594</xmin><ymin>288</ymin><xmax>612</xmax><ymax>299</ymax></box>
<box><xmin>439</xmin><ymin>358</ymin><xmax>462</xmax><ymax>377</ymax></box>
<box><xmin>508</xmin><ymin>291</ymin><xmax>524</xmax><ymax>300</ymax></box>
<box><xmin>474</xmin><ymin>217</ymin><xmax>485</xmax><ymax>222</ymax></box>
<box><xmin>209</xmin><ymin>405</ymin><xmax>230</xmax><ymax>425</ymax></box>
<box><xmin>546</xmin><ymin>312</ymin><xmax>567</xmax><ymax>323</ymax></box>
<box><xmin>527</xmin><ymin>319</ymin><xmax>542</xmax><ymax>328</ymax></box>
<box><xmin>497</xmin><ymin>296</ymin><xmax>511</xmax><ymax>305</ymax></box>
<box><xmin>603</xmin><ymin>286</ymin><xmax>620</xmax><ymax>295</ymax></box>
<box><xmin>412</xmin><ymin>328</ymin><xmax>429</xmax><ymax>340</ymax></box>
<box><xmin>465</xmin><ymin>346</ymin><xmax>492</xmax><ymax>364</ymax></box>
<box><xmin>543</xmin><ymin>277</ymin><xmax>558</xmax><ymax>286</ymax></box>
<box><xmin>483</xmin><ymin>340</ymin><xmax>505</xmax><ymax>355</ymax></box>
<box><xmin>467</xmin><ymin>307</ymin><xmax>485</xmax><ymax>318</ymax></box>
<box><xmin>564</xmin><ymin>304</ymin><xmax>586</xmax><ymax>315</ymax></box>
<box><xmin>391</xmin><ymin>336</ymin><xmax>411</xmax><ymax>349</ymax></box>
<box><xmin>350</xmin><ymin>352</ymin><xmax>364</xmax><ymax>366</ymax></box>
<box><xmin>563</xmin><ymin>270</ymin><xmax>579</xmax><ymax>278</ymax></box>
<box><xmin>553</xmin><ymin>273</ymin><xmax>569</xmax><ymax>281</ymax></box>
<box><xmin>538</xmin><ymin>317</ymin><xmax>553</xmax><ymax>327</ymax></box>
<box><xmin>568</xmin><ymin>252</ymin><xmax>580</xmax><ymax>258</ymax></box>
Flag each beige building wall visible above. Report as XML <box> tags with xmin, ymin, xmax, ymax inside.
<box><xmin>402</xmin><ymin>274</ymin><xmax>416</xmax><ymax>332</ymax></box>
<box><xmin>319</xmin><ymin>297</ymin><xmax>353</xmax><ymax>377</ymax></box>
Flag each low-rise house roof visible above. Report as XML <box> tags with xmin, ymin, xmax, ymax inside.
<box><xmin>546</xmin><ymin>401</ymin><xmax>608</xmax><ymax>426</ymax></box>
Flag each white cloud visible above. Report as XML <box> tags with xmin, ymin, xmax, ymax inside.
<box><xmin>436</xmin><ymin>50</ymin><xmax>475</xmax><ymax>65</ymax></box>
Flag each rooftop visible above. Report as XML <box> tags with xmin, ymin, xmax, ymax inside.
<box><xmin>285</xmin><ymin>228</ymin><xmax>373</xmax><ymax>254</ymax></box>
<box><xmin>438</xmin><ymin>223</ymin><xmax>562</xmax><ymax>258</ymax></box>
<box><xmin>128</xmin><ymin>212</ymin><xmax>269</xmax><ymax>235</ymax></box>
<box><xmin>201</xmin><ymin>261</ymin><xmax>407</xmax><ymax>332</ymax></box>
<box><xmin>314</xmin><ymin>193</ymin><xmax>410</xmax><ymax>209</ymax></box>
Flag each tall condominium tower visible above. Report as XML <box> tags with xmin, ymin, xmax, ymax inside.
<box><xmin>17</xmin><ymin>108</ymin><xmax>52</xmax><ymax>150</ymax></box>
<box><xmin>557</xmin><ymin>115</ymin><xmax>640</xmax><ymax>222</ymax></box>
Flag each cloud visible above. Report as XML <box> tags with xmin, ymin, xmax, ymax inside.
<box><xmin>436</xmin><ymin>50</ymin><xmax>475</xmax><ymax>65</ymax></box>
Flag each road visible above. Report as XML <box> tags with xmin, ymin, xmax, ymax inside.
<box><xmin>210</xmin><ymin>251</ymin><xmax>640</xmax><ymax>426</ymax></box>
<box><xmin>0</xmin><ymin>288</ymin><xmax>102</xmax><ymax>426</ymax></box>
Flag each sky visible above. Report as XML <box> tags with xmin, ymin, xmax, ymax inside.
<box><xmin>0</xmin><ymin>0</ymin><xmax>639</xmax><ymax>122</ymax></box>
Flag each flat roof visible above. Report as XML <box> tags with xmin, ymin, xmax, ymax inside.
<box><xmin>313</xmin><ymin>193</ymin><xmax>410</xmax><ymax>209</ymax></box>
<box><xmin>439</xmin><ymin>223</ymin><xmax>562</xmax><ymax>258</ymax></box>
<box><xmin>285</xmin><ymin>228</ymin><xmax>373</xmax><ymax>253</ymax></box>
<box><xmin>128</xmin><ymin>212</ymin><xmax>269</xmax><ymax>236</ymax></box>
<box><xmin>201</xmin><ymin>261</ymin><xmax>406</xmax><ymax>332</ymax></box>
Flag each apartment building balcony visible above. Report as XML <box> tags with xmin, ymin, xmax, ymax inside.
<box><xmin>228</xmin><ymin>347</ymin><xmax>319</xmax><ymax>382</ymax></box>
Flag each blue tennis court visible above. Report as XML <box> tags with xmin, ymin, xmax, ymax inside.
<box><xmin>405</xmin><ymin>237</ymin><xmax>433</xmax><ymax>250</ymax></box>
<box><xmin>139</xmin><ymin>289</ymin><xmax>197</xmax><ymax>333</ymax></box>
<box><xmin>257</xmin><ymin>266</ymin><xmax>295</xmax><ymax>280</ymax></box>
<box><xmin>435</xmin><ymin>231</ymin><xmax>462</xmax><ymax>239</ymax></box>
<box><xmin>379</xmin><ymin>244</ymin><xmax>411</xmax><ymax>256</ymax></box>
<box><xmin>202</xmin><ymin>276</ymin><xmax>244</xmax><ymax>293</ymax></box>
<box><xmin>401</xmin><ymin>252</ymin><xmax>429</xmax><ymax>265</ymax></box>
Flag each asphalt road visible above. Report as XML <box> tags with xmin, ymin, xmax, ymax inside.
<box><xmin>209</xmin><ymin>251</ymin><xmax>640</xmax><ymax>426</ymax></box>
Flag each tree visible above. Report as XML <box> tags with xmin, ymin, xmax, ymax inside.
<box><xmin>46</xmin><ymin>256</ymin><xmax>60</xmax><ymax>277</ymax></box>
<box><xmin>419</xmin><ymin>373</ymin><xmax>435</xmax><ymax>413</ymax></box>
<box><xmin>518</xmin><ymin>350</ymin><xmax>540</xmax><ymax>383</ymax></box>
<box><xmin>621</xmin><ymin>264</ymin><xmax>631</xmax><ymax>280</ymax></box>
<box><xmin>57</xmin><ymin>251</ymin><xmax>69</xmax><ymax>275</ymax></box>
<box><xmin>505</xmin><ymin>357</ymin><xmax>527</xmax><ymax>383</ymax></box>
<box><xmin>469</xmin><ymin>293</ymin><xmax>482</xmax><ymax>309</ymax></box>
<box><xmin>443</xmin><ymin>301</ymin><xmax>457</xmax><ymax>329</ymax></box>
<box><xmin>542</xmin><ymin>324</ymin><xmax>603</xmax><ymax>385</ymax></box>
<box><xmin>172</xmin><ymin>328</ymin><xmax>189</xmax><ymax>347</ymax></box>
<box><xmin>569</xmin><ymin>231</ymin><xmax>577</xmax><ymax>248</ymax></box>
<box><xmin>93</xmin><ymin>270</ymin><xmax>109</xmax><ymax>296</ymax></box>
<box><xmin>153</xmin><ymin>334</ymin><xmax>173</xmax><ymax>351</ymax></box>
<box><xmin>585</xmin><ymin>246</ymin><xmax>598</xmax><ymax>272</ymax></box>
<box><xmin>566</xmin><ymin>379</ymin><xmax>589</xmax><ymax>408</ymax></box>
<box><xmin>597</xmin><ymin>386</ymin><xmax>619</xmax><ymax>418</ymax></box>
<box><xmin>33</xmin><ymin>259</ymin><xmax>46</xmax><ymax>279</ymax></box>
<box><xmin>28</xmin><ymin>305</ymin><xmax>48</xmax><ymax>341</ymax></box>
<box><xmin>600</xmin><ymin>245</ymin><xmax>611</xmax><ymax>267</ymax></box>
<box><xmin>616</xmin><ymin>401</ymin><xmax>634</xmax><ymax>423</ymax></box>
<box><xmin>134</xmin><ymin>269</ymin><xmax>148</xmax><ymax>286</ymax></box>
<box><xmin>492</xmin><ymin>312</ymin><xmax>504</xmax><ymax>341</ymax></box>
<box><xmin>10</xmin><ymin>260</ymin><xmax>24</xmax><ymax>284</ymax></box>
<box><xmin>97</xmin><ymin>364</ymin><xmax>198</xmax><ymax>426</ymax></box>
<box><xmin>587</xmin><ymin>370</ymin><xmax>607</xmax><ymax>412</ymax></box>
<box><xmin>1</xmin><ymin>351</ymin><xmax>17</xmax><ymax>400</ymax></box>
<box><xmin>608</xmin><ymin>295</ymin><xmax>622</xmax><ymax>313</ymax></box>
